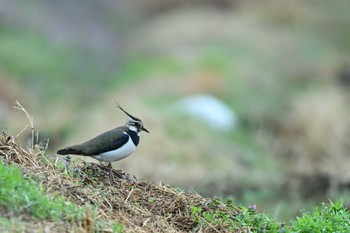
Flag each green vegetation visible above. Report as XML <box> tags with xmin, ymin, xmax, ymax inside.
<box><xmin>291</xmin><ymin>200</ymin><xmax>350</xmax><ymax>233</ymax></box>
<box><xmin>111</xmin><ymin>221</ymin><xmax>125</xmax><ymax>233</ymax></box>
<box><xmin>0</xmin><ymin>157</ymin><xmax>126</xmax><ymax>232</ymax></box>
<box><xmin>190</xmin><ymin>197</ymin><xmax>350</xmax><ymax>233</ymax></box>
<box><xmin>0</xmin><ymin>217</ymin><xmax>21</xmax><ymax>232</ymax></box>
<box><xmin>191</xmin><ymin>198</ymin><xmax>283</xmax><ymax>232</ymax></box>
<box><xmin>0</xmin><ymin>160</ymin><xmax>83</xmax><ymax>221</ymax></box>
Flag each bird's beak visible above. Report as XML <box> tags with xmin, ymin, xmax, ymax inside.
<box><xmin>141</xmin><ymin>126</ymin><xmax>150</xmax><ymax>133</ymax></box>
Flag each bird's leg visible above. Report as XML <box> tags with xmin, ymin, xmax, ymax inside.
<box><xmin>108</xmin><ymin>162</ymin><xmax>115</xmax><ymax>184</ymax></box>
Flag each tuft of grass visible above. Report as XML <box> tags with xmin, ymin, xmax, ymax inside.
<box><xmin>0</xmin><ymin>160</ymin><xmax>84</xmax><ymax>221</ymax></box>
<box><xmin>291</xmin><ymin>200</ymin><xmax>350</xmax><ymax>233</ymax></box>
<box><xmin>0</xmin><ymin>216</ymin><xmax>22</xmax><ymax>232</ymax></box>
<box><xmin>236</xmin><ymin>205</ymin><xmax>285</xmax><ymax>233</ymax></box>
<box><xmin>191</xmin><ymin>197</ymin><xmax>284</xmax><ymax>232</ymax></box>
<box><xmin>111</xmin><ymin>221</ymin><xmax>124</xmax><ymax>233</ymax></box>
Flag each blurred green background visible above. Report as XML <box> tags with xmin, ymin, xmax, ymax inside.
<box><xmin>1</xmin><ymin>0</ymin><xmax>350</xmax><ymax>221</ymax></box>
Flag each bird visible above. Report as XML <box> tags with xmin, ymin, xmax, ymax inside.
<box><xmin>57</xmin><ymin>102</ymin><xmax>149</xmax><ymax>183</ymax></box>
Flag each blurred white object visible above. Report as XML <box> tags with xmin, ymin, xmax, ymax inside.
<box><xmin>175</xmin><ymin>94</ymin><xmax>237</xmax><ymax>130</ymax></box>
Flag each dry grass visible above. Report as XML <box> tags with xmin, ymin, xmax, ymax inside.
<box><xmin>0</xmin><ymin>103</ymin><xmax>244</xmax><ymax>232</ymax></box>
<box><xmin>274</xmin><ymin>87</ymin><xmax>350</xmax><ymax>198</ymax></box>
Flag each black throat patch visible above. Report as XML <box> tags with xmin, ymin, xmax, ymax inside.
<box><xmin>126</xmin><ymin>129</ymin><xmax>140</xmax><ymax>146</ymax></box>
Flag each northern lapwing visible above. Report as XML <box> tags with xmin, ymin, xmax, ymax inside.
<box><xmin>57</xmin><ymin>102</ymin><xmax>149</xmax><ymax>183</ymax></box>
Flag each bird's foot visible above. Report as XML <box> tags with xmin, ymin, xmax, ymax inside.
<box><xmin>109</xmin><ymin>171</ymin><xmax>115</xmax><ymax>185</ymax></box>
<box><xmin>108</xmin><ymin>162</ymin><xmax>115</xmax><ymax>185</ymax></box>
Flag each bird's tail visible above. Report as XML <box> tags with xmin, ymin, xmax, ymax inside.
<box><xmin>57</xmin><ymin>147</ymin><xmax>82</xmax><ymax>155</ymax></box>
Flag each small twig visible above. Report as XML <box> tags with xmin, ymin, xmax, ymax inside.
<box><xmin>74</xmin><ymin>193</ymin><xmax>85</xmax><ymax>202</ymax></box>
<box><xmin>38</xmin><ymin>148</ymin><xmax>54</xmax><ymax>170</ymax></box>
<box><xmin>199</xmin><ymin>216</ymin><xmax>221</xmax><ymax>233</ymax></box>
<box><xmin>13</xmin><ymin>100</ymin><xmax>35</xmax><ymax>153</ymax></box>
<box><xmin>15</xmin><ymin>125</ymin><xmax>28</xmax><ymax>139</ymax></box>
<box><xmin>54</xmin><ymin>156</ymin><xmax>59</xmax><ymax>167</ymax></box>
<box><xmin>124</xmin><ymin>187</ymin><xmax>134</xmax><ymax>204</ymax></box>
<box><xmin>26</xmin><ymin>156</ymin><xmax>39</xmax><ymax>169</ymax></box>
<box><xmin>43</xmin><ymin>138</ymin><xmax>50</xmax><ymax>151</ymax></box>
<box><xmin>103</xmin><ymin>196</ymin><xmax>113</xmax><ymax>210</ymax></box>
<box><xmin>35</xmin><ymin>130</ymin><xmax>39</xmax><ymax>146</ymax></box>
<box><xmin>142</xmin><ymin>217</ymin><xmax>151</xmax><ymax>227</ymax></box>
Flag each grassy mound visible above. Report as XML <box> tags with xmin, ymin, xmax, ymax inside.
<box><xmin>0</xmin><ymin>131</ymin><xmax>284</xmax><ymax>232</ymax></box>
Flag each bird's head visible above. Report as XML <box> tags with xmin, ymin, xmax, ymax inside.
<box><xmin>116</xmin><ymin>102</ymin><xmax>149</xmax><ymax>134</ymax></box>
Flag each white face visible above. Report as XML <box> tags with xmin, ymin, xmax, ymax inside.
<box><xmin>128</xmin><ymin>125</ymin><xmax>138</xmax><ymax>133</ymax></box>
<box><xmin>127</xmin><ymin>117</ymin><xmax>143</xmax><ymax>133</ymax></box>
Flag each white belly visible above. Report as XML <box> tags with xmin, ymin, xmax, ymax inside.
<box><xmin>93</xmin><ymin>137</ymin><xmax>136</xmax><ymax>162</ymax></box>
